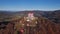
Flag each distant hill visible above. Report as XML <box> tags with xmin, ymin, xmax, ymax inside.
<box><xmin>42</xmin><ymin>10</ymin><xmax>60</xmax><ymax>23</ymax></box>
<box><xmin>0</xmin><ymin>10</ymin><xmax>60</xmax><ymax>23</ymax></box>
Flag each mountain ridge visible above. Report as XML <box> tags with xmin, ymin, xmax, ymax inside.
<box><xmin>0</xmin><ymin>10</ymin><xmax>60</xmax><ymax>23</ymax></box>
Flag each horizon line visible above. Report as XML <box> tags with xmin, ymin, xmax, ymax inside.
<box><xmin>0</xmin><ymin>9</ymin><xmax>60</xmax><ymax>11</ymax></box>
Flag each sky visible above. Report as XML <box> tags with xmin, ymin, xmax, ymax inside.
<box><xmin>0</xmin><ymin>0</ymin><xmax>60</xmax><ymax>11</ymax></box>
